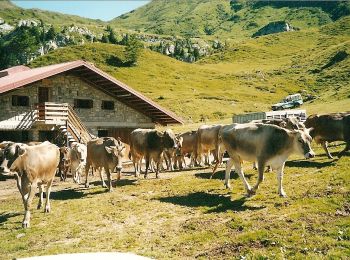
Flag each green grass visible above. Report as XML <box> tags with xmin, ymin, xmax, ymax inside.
<box><xmin>111</xmin><ymin>0</ymin><xmax>347</xmax><ymax>39</ymax></box>
<box><xmin>30</xmin><ymin>16</ymin><xmax>350</xmax><ymax>123</ymax></box>
<box><xmin>0</xmin><ymin>144</ymin><xmax>349</xmax><ymax>259</ymax></box>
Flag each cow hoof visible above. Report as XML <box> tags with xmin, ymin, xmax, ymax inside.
<box><xmin>37</xmin><ymin>204</ymin><xmax>42</xmax><ymax>210</ymax></box>
<box><xmin>224</xmin><ymin>184</ymin><xmax>231</xmax><ymax>189</ymax></box>
<box><xmin>144</xmin><ymin>175</ymin><xmax>148</xmax><ymax>179</ymax></box>
<box><xmin>246</xmin><ymin>190</ymin><xmax>256</xmax><ymax>197</ymax></box>
<box><xmin>45</xmin><ymin>207</ymin><xmax>51</xmax><ymax>213</ymax></box>
<box><xmin>22</xmin><ymin>221</ymin><xmax>30</xmax><ymax>228</ymax></box>
<box><xmin>85</xmin><ymin>183</ymin><xmax>89</xmax><ymax>188</ymax></box>
<box><xmin>102</xmin><ymin>184</ymin><xmax>107</xmax><ymax>188</ymax></box>
<box><xmin>279</xmin><ymin>192</ymin><xmax>287</xmax><ymax>198</ymax></box>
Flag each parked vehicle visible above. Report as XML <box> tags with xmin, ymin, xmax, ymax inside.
<box><xmin>271</xmin><ymin>93</ymin><xmax>303</xmax><ymax>111</ymax></box>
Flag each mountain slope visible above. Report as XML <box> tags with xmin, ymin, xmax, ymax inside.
<box><xmin>30</xmin><ymin>18</ymin><xmax>350</xmax><ymax>122</ymax></box>
<box><xmin>0</xmin><ymin>0</ymin><xmax>105</xmax><ymax>30</ymax></box>
<box><xmin>111</xmin><ymin>0</ymin><xmax>349</xmax><ymax>39</ymax></box>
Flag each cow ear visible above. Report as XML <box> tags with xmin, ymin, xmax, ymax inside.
<box><xmin>105</xmin><ymin>146</ymin><xmax>113</xmax><ymax>154</ymax></box>
<box><xmin>178</xmin><ymin>137</ymin><xmax>183</xmax><ymax>143</ymax></box>
<box><xmin>17</xmin><ymin>145</ymin><xmax>26</xmax><ymax>156</ymax></box>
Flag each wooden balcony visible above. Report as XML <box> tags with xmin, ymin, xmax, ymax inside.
<box><xmin>35</xmin><ymin>102</ymin><xmax>92</xmax><ymax>144</ymax></box>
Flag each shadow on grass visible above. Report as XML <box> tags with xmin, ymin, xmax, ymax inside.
<box><xmin>158</xmin><ymin>192</ymin><xmax>265</xmax><ymax>213</ymax></box>
<box><xmin>286</xmin><ymin>159</ymin><xmax>337</xmax><ymax>168</ymax></box>
<box><xmin>89</xmin><ymin>178</ymin><xmax>137</xmax><ymax>188</ymax></box>
<box><xmin>49</xmin><ymin>188</ymin><xmax>86</xmax><ymax>200</ymax></box>
<box><xmin>0</xmin><ymin>212</ymin><xmax>21</xmax><ymax>224</ymax></box>
<box><xmin>195</xmin><ymin>170</ymin><xmax>253</xmax><ymax>180</ymax></box>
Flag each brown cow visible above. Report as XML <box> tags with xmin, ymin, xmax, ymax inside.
<box><xmin>196</xmin><ymin>125</ymin><xmax>222</xmax><ymax>166</ymax></box>
<box><xmin>215</xmin><ymin>123</ymin><xmax>314</xmax><ymax>197</ymax></box>
<box><xmin>130</xmin><ymin>129</ymin><xmax>178</xmax><ymax>178</ymax></box>
<box><xmin>174</xmin><ymin>130</ymin><xmax>198</xmax><ymax>169</ymax></box>
<box><xmin>0</xmin><ymin>141</ymin><xmax>59</xmax><ymax>228</ymax></box>
<box><xmin>250</xmin><ymin>117</ymin><xmax>305</xmax><ymax>171</ymax></box>
<box><xmin>305</xmin><ymin>112</ymin><xmax>350</xmax><ymax>158</ymax></box>
<box><xmin>60</xmin><ymin>143</ymin><xmax>87</xmax><ymax>183</ymax></box>
<box><xmin>85</xmin><ymin>137</ymin><xmax>125</xmax><ymax>191</ymax></box>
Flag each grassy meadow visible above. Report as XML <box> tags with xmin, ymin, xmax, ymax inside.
<box><xmin>31</xmin><ymin>16</ymin><xmax>350</xmax><ymax>123</ymax></box>
<box><xmin>0</xmin><ymin>144</ymin><xmax>349</xmax><ymax>259</ymax></box>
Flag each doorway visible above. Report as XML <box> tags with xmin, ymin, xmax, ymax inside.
<box><xmin>38</xmin><ymin>87</ymin><xmax>50</xmax><ymax>103</ymax></box>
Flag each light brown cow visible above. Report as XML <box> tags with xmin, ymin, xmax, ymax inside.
<box><xmin>305</xmin><ymin>112</ymin><xmax>350</xmax><ymax>158</ymax></box>
<box><xmin>196</xmin><ymin>124</ymin><xmax>222</xmax><ymax>166</ymax></box>
<box><xmin>60</xmin><ymin>143</ymin><xmax>87</xmax><ymax>183</ymax></box>
<box><xmin>174</xmin><ymin>130</ymin><xmax>198</xmax><ymax>169</ymax></box>
<box><xmin>85</xmin><ymin>137</ymin><xmax>125</xmax><ymax>192</ymax></box>
<box><xmin>130</xmin><ymin>129</ymin><xmax>178</xmax><ymax>178</ymax></box>
<box><xmin>216</xmin><ymin>123</ymin><xmax>314</xmax><ymax>197</ymax></box>
<box><xmin>0</xmin><ymin>141</ymin><xmax>60</xmax><ymax>228</ymax></box>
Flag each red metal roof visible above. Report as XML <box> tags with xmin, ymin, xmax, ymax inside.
<box><xmin>0</xmin><ymin>60</ymin><xmax>183</xmax><ymax>125</ymax></box>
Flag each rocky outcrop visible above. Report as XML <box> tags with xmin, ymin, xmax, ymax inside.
<box><xmin>252</xmin><ymin>21</ymin><xmax>297</xmax><ymax>37</ymax></box>
<box><xmin>0</xmin><ymin>17</ymin><xmax>14</xmax><ymax>33</ymax></box>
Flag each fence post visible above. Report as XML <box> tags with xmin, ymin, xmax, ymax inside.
<box><xmin>66</xmin><ymin>120</ymin><xmax>69</xmax><ymax>147</ymax></box>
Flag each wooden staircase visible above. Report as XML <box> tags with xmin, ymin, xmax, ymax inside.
<box><xmin>36</xmin><ymin>102</ymin><xmax>93</xmax><ymax>145</ymax></box>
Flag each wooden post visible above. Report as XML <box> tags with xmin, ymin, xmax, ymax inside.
<box><xmin>66</xmin><ymin>120</ymin><xmax>69</xmax><ymax>147</ymax></box>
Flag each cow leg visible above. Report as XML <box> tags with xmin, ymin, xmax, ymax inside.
<box><xmin>84</xmin><ymin>162</ymin><xmax>90</xmax><ymax>188</ymax></box>
<box><xmin>133</xmin><ymin>155</ymin><xmax>140</xmax><ymax>178</ymax></box>
<box><xmin>322</xmin><ymin>141</ymin><xmax>333</xmax><ymax>159</ymax></box>
<box><xmin>72</xmin><ymin>168</ymin><xmax>77</xmax><ymax>183</ymax></box>
<box><xmin>276</xmin><ymin>163</ymin><xmax>287</xmax><ymax>197</ymax></box>
<box><xmin>233</xmin><ymin>159</ymin><xmax>252</xmax><ymax>197</ymax></box>
<box><xmin>338</xmin><ymin>141</ymin><xmax>350</xmax><ymax>157</ymax></box>
<box><xmin>224</xmin><ymin>158</ymin><xmax>234</xmax><ymax>189</ymax></box>
<box><xmin>44</xmin><ymin>179</ymin><xmax>53</xmax><ymax>213</ymax></box>
<box><xmin>144</xmin><ymin>155</ymin><xmax>150</xmax><ymax>179</ymax></box>
<box><xmin>251</xmin><ymin>161</ymin><xmax>265</xmax><ymax>194</ymax></box>
<box><xmin>21</xmin><ymin>177</ymin><xmax>37</xmax><ymax>228</ymax></box>
<box><xmin>105</xmin><ymin>168</ymin><xmax>113</xmax><ymax>192</ymax></box>
<box><xmin>37</xmin><ymin>184</ymin><xmax>44</xmax><ymax>210</ymax></box>
<box><xmin>99</xmin><ymin>168</ymin><xmax>107</xmax><ymax>188</ymax></box>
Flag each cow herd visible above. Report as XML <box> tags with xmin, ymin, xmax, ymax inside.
<box><xmin>0</xmin><ymin>112</ymin><xmax>349</xmax><ymax>228</ymax></box>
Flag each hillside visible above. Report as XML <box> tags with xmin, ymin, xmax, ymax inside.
<box><xmin>111</xmin><ymin>0</ymin><xmax>350</xmax><ymax>39</ymax></box>
<box><xmin>0</xmin><ymin>0</ymin><xmax>105</xmax><ymax>30</ymax></box>
<box><xmin>30</xmin><ymin>17</ymin><xmax>350</xmax><ymax>123</ymax></box>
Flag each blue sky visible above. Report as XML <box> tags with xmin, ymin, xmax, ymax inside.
<box><xmin>12</xmin><ymin>1</ymin><xmax>150</xmax><ymax>21</ymax></box>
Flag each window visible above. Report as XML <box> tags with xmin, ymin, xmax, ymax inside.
<box><xmin>98</xmin><ymin>130</ymin><xmax>108</xmax><ymax>137</ymax></box>
<box><xmin>74</xmin><ymin>99</ymin><xmax>93</xmax><ymax>109</ymax></box>
<box><xmin>101</xmin><ymin>100</ymin><xmax>114</xmax><ymax>110</ymax></box>
<box><xmin>12</xmin><ymin>95</ymin><xmax>29</xmax><ymax>106</ymax></box>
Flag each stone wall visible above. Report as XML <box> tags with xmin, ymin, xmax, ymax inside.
<box><xmin>0</xmin><ymin>73</ymin><xmax>155</xmax><ymax>135</ymax></box>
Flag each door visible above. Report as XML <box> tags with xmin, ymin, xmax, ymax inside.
<box><xmin>38</xmin><ymin>87</ymin><xmax>50</xmax><ymax>103</ymax></box>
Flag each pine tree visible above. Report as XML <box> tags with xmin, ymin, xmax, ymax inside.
<box><xmin>124</xmin><ymin>34</ymin><xmax>143</xmax><ymax>66</ymax></box>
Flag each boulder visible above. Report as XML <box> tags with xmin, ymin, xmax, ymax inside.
<box><xmin>252</xmin><ymin>21</ymin><xmax>295</xmax><ymax>37</ymax></box>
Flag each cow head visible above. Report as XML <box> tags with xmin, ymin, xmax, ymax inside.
<box><xmin>60</xmin><ymin>147</ymin><xmax>71</xmax><ymax>166</ymax></box>
<box><xmin>163</xmin><ymin>129</ymin><xmax>178</xmax><ymax>150</ymax></box>
<box><xmin>0</xmin><ymin>143</ymin><xmax>26</xmax><ymax>175</ymax></box>
<box><xmin>292</xmin><ymin>129</ymin><xmax>315</xmax><ymax>159</ymax></box>
<box><xmin>72</xmin><ymin>143</ymin><xmax>87</xmax><ymax>163</ymax></box>
<box><xmin>105</xmin><ymin>139</ymin><xmax>125</xmax><ymax>172</ymax></box>
<box><xmin>175</xmin><ymin>136</ymin><xmax>183</xmax><ymax>156</ymax></box>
